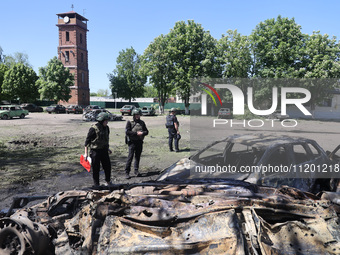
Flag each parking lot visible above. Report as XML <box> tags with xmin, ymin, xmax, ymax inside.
<box><xmin>1</xmin><ymin>112</ymin><xmax>340</xmax><ymax>209</ymax></box>
<box><xmin>0</xmin><ymin>111</ymin><xmax>190</xmax><ymax>209</ymax></box>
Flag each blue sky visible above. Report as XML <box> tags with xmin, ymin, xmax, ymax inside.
<box><xmin>1</xmin><ymin>0</ymin><xmax>340</xmax><ymax>94</ymax></box>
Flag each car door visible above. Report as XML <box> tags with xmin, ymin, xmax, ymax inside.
<box><xmin>328</xmin><ymin>145</ymin><xmax>340</xmax><ymax>163</ymax></box>
<box><xmin>10</xmin><ymin>106</ymin><xmax>16</xmax><ymax>118</ymax></box>
<box><xmin>260</xmin><ymin>144</ymin><xmax>293</xmax><ymax>171</ymax></box>
<box><xmin>291</xmin><ymin>142</ymin><xmax>330</xmax><ymax>178</ymax></box>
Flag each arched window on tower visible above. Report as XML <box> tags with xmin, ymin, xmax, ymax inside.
<box><xmin>65</xmin><ymin>51</ymin><xmax>69</xmax><ymax>62</ymax></box>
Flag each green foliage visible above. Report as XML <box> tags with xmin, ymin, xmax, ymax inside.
<box><xmin>108</xmin><ymin>47</ymin><xmax>146</xmax><ymax>102</ymax></box>
<box><xmin>96</xmin><ymin>89</ymin><xmax>110</xmax><ymax>97</ymax></box>
<box><xmin>234</xmin><ymin>105</ymin><xmax>258</xmax><ymax>120</ymax></box>
<box><xmin>4</xmin><ymin>52</ymin><xmax>31</xmax><ymax>68</ymax></box>
<box><xmin>218</xmin><ymin>30</ymin><xmax>252</xmax><ymax>78</ymax></box>
<box><xmin>296</xmin><ymin>32</ymin><xmax>340</xmax><ymax>109</ymax></box>
<box><xmin>151</xmin><ymin>103</ymin><xmax>159</xmax><ymax>110</ymax></box>
<box><xmin>37</xmin><ymin>57</ymin><xmax>74</xmax><ymax>103</ymax></box>
<box><xmin>143</xmin><ymin>85</ymin><xmax>158</xmax><ymax>98</ymax></box>
<box><xmin>166</xmin><ymin>20</ymin><xmax>219</xmax><ymax>111</ymax></box>
<box><xmin>300</xmin><ymin>32</ymin><xmax>340</xmax><ymax>78</ymax></box>
<box><xmin>142</xmin><ymin>34</ymin><xmax>175</xmax><ymax>112</ymax></box>
<box><xmin>251</xmin><ymin>15</ymin><xmax>304</xmax><ymax>78</ymax></box>
<box><xmin>2</xmin><ymin>63</ymin><xmax>39</xmax><ymax>103</ymax></box>
<box><xmin>247</xmin><ymin>15</ymin><xmax>340</xmax><ymax>109</ymax></box>
<box><xmin>0</xmin><ymin>64</ymin><xmax>9</xmax><ymax>100</ymax></box>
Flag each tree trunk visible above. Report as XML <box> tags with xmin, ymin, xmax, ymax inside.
<box><xmin>210</xmin><ymin>104</ymin><xmax>215</xmax><ymax>116</ymax></box>
<box><xmin>159</xmin><ymin>105</ymin><xmax>164</xmax><ymax>114</ymax></box>
<box><xmin>159</xmin><ymin>91</ymin><xmax>167</xmax><ymax>115</ymax></box>
<box><xmin>184</xmin><ymin>97</ymin><xmax>190</xmax><ymax>115</ymax></box>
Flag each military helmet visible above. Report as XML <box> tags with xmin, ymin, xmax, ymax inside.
<box><xmin>96</xmin><ymin>112</ymin><xmax>110</xmax><ymax>121</ymax></box>
<box><xmin>170</xmin><ymin>107</ymin><xmax>177</xmax><ymax>112</ymax></box>
<box><xmin>132</xmin><ymin>108</ymin><xmax>142</xmax><ymax>116</ymax></box>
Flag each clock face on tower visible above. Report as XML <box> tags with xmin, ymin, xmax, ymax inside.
<box><xmin>64</xmin><ymin>16</ymin><xmax>70</xmax><ymax>23</ymax></box>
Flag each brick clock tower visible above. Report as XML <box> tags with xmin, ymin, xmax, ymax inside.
<box><xmin>56</xmin><ymin>11</ymin><xmax>90</xmax><ymax>106</ymax></box>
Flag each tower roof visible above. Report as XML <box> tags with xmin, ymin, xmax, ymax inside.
<box><xmin>56</xmin><ymin>11</ymin><xmax>88</xmax><ymax>21</ymax></box>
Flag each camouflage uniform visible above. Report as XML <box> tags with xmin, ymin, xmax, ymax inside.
<box><xmin>85</xmin><ymin>122</ymin><xmax>111</xmax><ymax>186</ymax></box>
<box><xmin>125</xmin><ymin>118</ymin><xmax>148</xmax><ymax>177</ymax></box>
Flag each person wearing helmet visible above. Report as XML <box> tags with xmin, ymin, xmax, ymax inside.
<box><xmin>84</xmin><ymin>112</ymin><xmax>113</xmax><ymax>188</ymax></box>
<box><xmin>124</xmin><ymin>108</ymin><xmax>148</xmax><ymax>179</ymax></box>
<box><xmin>166</xmin><ymin>108</ymin><xmax>180</xmax><ymax>152</ymax></box>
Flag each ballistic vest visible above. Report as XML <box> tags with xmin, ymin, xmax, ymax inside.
<box><xmin>130</xmin><ymin>120</ymin><xmax>145</xmax><ymax>141</ymax></box>
<box><xmin>166</xmin><ymin>114</ymin><xmax>178</xmax><ymax>129</ymax></box>
<box><xmin>90</xmin><ymin>123</ymin><xmax>109</xmax><ymax>149</ymax></box>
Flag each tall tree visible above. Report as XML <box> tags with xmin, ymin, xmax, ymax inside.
<box><xmin>249</xmin><ymin>16</ymin><xmax>305</xmax><ymax>106</ymax></box>
<box><xmin>37</xmin><ymin>57</ymin><xmax>74</xmax><ymax>103</ymax></box>
<box><xmin>143</xmin><ymin>84</ymin><xmax>158</xmax><ymax>98</ymax></box>
<box><xmin>167</xmin><ymin>20</ymin><xmax>219</xmax><ymax>113</ymax></box>
<box><xmin>0</xmin><ymin>46</ymin><xmax>3</xmax><ymax>63</ymax></box>
<box><xmin>251</xmin><ymin>15</ymin><xmax>304</xmax><ymax>78</ymax></box>
<box><xmin>108</xmin><ymin>47</ymin><xmax>146</xmax><ymax>102</ymax></box>
<box><xmin>296</xmin><ymin>32</ymin><xmax>340</xmax><ymax>111</ymax></box>
<box><xmin>108</xmin><ymin>75</ymin><xmax>128</xmax><ymax>101</ymax></box>
<box><xmin>4</xmin><ymin>52</ymin><xmax>31</xmax><ymax>68</ymax></box>
<box><xmin>217</xmin><ymin>30</ymin><xmax>252</xmax><ymax>107</ymax></box>
<box><xmin>142</xmin><ymin>34</ymin><xmax>175</xmax><ymax>113</ymax></box>
<box><xmin>218</xmin><ymin>30</ymin><xmax>252</xmax><ymax>79</ymax></box>
<box><xmin>0</xmin><ymin>64</ymin><xmax>9</xmax><ymax>101</ymax></box>
<box><xmin>2</xmin><ymin>63</ymin><xmax>38</xmax><ymax>103</ymax></box>
<box><xmin>96</xmin><ymin>89</ymin><xmax>110</xmax><ymax>97</ymax></box>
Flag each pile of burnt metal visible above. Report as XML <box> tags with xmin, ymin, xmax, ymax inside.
<box><xmin>1</xmin><ymin>179</ymin><xmax>340</xmax><ymax>254</ymax></box>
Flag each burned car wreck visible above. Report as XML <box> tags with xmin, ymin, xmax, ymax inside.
<box><xmin>1</xmin><ymin>134</ymin><xmax>340</xmax><ymax>254</ymax></box>
<box><xmin>82</xmin><ymin>109</ymin><xmax>123</xmax><ymax>122</ymax></box>
<box><xmin>159</xmin><ymin>134</ymin><xmax>340</xmax><ymax>193</ymax></box>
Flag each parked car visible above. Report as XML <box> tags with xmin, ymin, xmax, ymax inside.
<box><xmin>217</xmin><ymin>108</ymin><xmax>232</xmax><ymax>119</ymax></box>
<box><xmin>158</xmin><ymin>134</ymin><xmax>339</xmax><ymax>193</ymax></box>
<box><xmin>83</xmin><ymin>105</ymin><xmax>102</xmax><ymax>113</ymax></box>
<box><xmin>0</xmin><ymin>105</ymin><xmax>29</xmax><ymax>119</ymax></box>
<box><xmin>66</xmin><ymin>105</ymin><xmax>83</xmax><ymax>114</ymax></box>
<box><xmin>120</xmin><ymin>105</ymin><xmax>136</xmax><ymax>115</ymax></box>
<box><xmin>46</xmin><ymin>104</ymin><xmax>66</xmax><ymax>114</ymax></box>
<box><xmin>20</xmin><ymin>103</ymin><xmax>43</xmax><ymax>112</ymax></box>
<box><xmin>141</xmin><ymin>106</ymin><xmax>156</xmax><ymax>116</ymax></box>
<box><xmin>267</xmin><ymin>110</ymin><xmax>290</xmax><ymax>120</ymax></box>
<box><xmin>82</xmin><ymin>109</ymin><xmax>123</xmax><ymax>122</ymax></box>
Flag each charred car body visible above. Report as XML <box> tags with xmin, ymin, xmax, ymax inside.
<box><xmin>159</xmin><ymin>134</ymin><xmax>339</xmax><ymax>193</ymax></box>
<box><xmin>1</xmin><ymin>134</ymin><xmax>340</xmax><ymax>254</ymax></box>
<box><xmin>82</xmin><ymin>109</ymin><xmax>123</xmax><ymax>121</ymax></box>
<box><xmin>1</xmin><ymin>181</ymin><xmax>340</xmax><ymax>254</ymax></box>
<box><xmin>66</xmin><ymin>105</ymin><xmax>83</xmax><ymax>114</ymax></box>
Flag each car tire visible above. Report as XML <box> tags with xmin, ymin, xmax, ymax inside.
<box><xmin>20</xmin><ymin>114</ymin><xmax>25</xmax><ymax>119</ymax></box>
<box><xmin>2</xmin><ymin>115</ymin><xmax>9</xmax><ymax>120</ymax></box>
<box><xmin>0</xmin><ymin>226</ymin><xmax>27</xmax><ymax>254</ymax></box>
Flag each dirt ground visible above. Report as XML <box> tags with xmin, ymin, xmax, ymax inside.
<box><xmin>1</xmin><ymin>112</ymin><xmax>340</xmax><ymax>211</ymax></box>
<box><xmin>0</xmin><ymin>112</ymin><xmax>191</xmax><ymax>210</ymax></box>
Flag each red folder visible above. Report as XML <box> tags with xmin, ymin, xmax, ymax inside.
<box><xmin>80</xmin><ymin>155</ymin><xmax>91</xmax><ymax>172</ymax></box>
